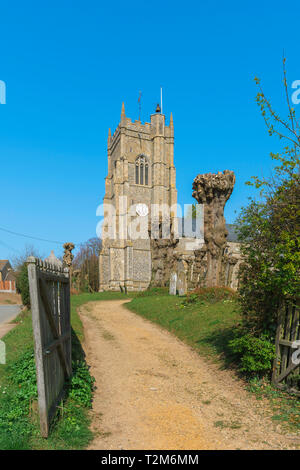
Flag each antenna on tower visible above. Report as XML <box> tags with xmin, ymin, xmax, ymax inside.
<box><xmin>138</xmin><ymin>91</ymin><xmax>142</xmax><ymax>121</ymax></box>
<box><xmin>160</xmin><ymin>87</ymin><xmax>163</xmax><ymax>114</ymax></box>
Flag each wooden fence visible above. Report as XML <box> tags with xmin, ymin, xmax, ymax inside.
<box><xmin>0</xmin><ymin>280</ymin><xmax>16</xmax><ymax>293</ymax></box>
<box><xmin>272</xmin><ymin>300</ymin><xmax>300</xmax><ymax>396</ymax></box>
<box><xmin>27</xmin><ymin>256</ymin><xmax>72</xmax><ymax>437</ymax></box>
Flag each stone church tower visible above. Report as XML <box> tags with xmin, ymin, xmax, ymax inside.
<box><xmin>99</xmin><ymin>103</ymin><xmax>177</xmax><ymax>291</ymax></box>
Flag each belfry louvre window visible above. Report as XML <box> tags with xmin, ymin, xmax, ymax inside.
<box><xmin>135</xmin><ymin>156</ymin><xmax>149</xmax><ymax>185</ymax></box>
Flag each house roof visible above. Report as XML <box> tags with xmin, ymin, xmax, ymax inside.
<box><xmin>6</xmin><ymin>270</ymin><xmax>16</xmax><ymax>281</ymax></box>
<box><xmin>0</xmin><ymin>260</ymin><xmax>9</xmax><ymax>271</ymax></box>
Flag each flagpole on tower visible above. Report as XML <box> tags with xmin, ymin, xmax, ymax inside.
<box><xmin>160</xmin><ymin>87</ymin><xmax>163</xmax><ymax>114</ymax></box>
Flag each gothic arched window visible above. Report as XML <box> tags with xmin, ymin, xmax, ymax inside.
<box><xmin>135</xmin><ymin>155</ymin><xmax>149</xmax><ymax>185</ymax></box>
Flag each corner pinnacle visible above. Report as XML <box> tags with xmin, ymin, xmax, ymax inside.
<box><xmin>121</xmin><ymin>102</ymin><xmax>126</xmax><ymax>117</ymax></box>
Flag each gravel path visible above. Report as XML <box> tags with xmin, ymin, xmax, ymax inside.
<box><xmin>79</xmin><ymin>300</ymin><xmax>299</xmax><ymax>450</ymax></box>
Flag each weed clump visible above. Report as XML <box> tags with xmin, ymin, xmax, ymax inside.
<box><xmin>183</xmin><ymin>287</ymin><xmax>236</xmax><ymax>305</ymax></box>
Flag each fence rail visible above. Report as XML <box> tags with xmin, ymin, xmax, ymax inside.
<box><xmin>272</xmin><ymin>299</ymin><xmax>300</xmax><ymax>396</ymax></box>
<box><xmin>27</xmin><ymin>256</ymin><xmax>71</xmax><ymax>437</ymax></box>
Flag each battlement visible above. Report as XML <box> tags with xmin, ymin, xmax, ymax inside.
<box><xmin>109</xmin><ymin>103</ymin><xmax>173</xmax><ymax>147</ymax></box>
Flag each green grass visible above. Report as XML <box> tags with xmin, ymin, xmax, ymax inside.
<box><xmin>0</xmin><ymin>291</ymin><xmax>131</xmax><ymax>450</ymax></box>
<box><xmin>127</xmin><ymin>292</ymin><xmax>240</xmax><ymax>362</ymax></box>
<box><xmin>247</xmin><ymin>378</ymin><xmax>300</xmax><ymax>432</ymax></box>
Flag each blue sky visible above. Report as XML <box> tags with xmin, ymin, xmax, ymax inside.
<box><xmin>0</xmin><ymin>0</ymin><xmax>299</xmax><ymax>262</ymax></box>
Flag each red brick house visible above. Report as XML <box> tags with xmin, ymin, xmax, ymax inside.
<box><xmin>0</xmin><ymin>260</ymin><xmax>16</xmax><ymax>292</ymax></box>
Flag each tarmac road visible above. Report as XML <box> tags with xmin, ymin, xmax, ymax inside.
<box><xmin>0</xmin><ymin>305</ymin><xmax>22</xmax><ymax>325</ymax></box>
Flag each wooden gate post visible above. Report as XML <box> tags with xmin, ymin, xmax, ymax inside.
<box><xmin>27</xmin><ymin>257</ymin><xmax>49</xmax><ymax>437</ymax></box>
<box><xmin>272</xmin><ymin>300</ymin><xmax>300</xmax><ymax>396</ymax></box>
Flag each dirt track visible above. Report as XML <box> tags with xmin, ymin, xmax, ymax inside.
<box><xmin>79</xmin><ymin>300</ymin><xmax>299</xmax><ymax>450</ymax></box>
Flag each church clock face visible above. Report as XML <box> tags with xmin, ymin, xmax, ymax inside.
<box><xmin>136</xmin><ymin>203</ymin><xmax>148</xmax><ymax>217</ymax></box>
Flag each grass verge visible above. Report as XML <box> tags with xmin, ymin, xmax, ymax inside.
<box><xmin>0</xmin><ymin>291</ymin><xmax>131</xmax><ymax>450</ymax></box>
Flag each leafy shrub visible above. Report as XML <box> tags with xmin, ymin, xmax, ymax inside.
<box><xmin>9</xmin><ymin>350</ymin><xmax>38</xmax><ymax>399</ymax></box>
<box><xmin>67</xmin><ymin>361</ymin><xmax>95</xmax><ymax>408</ymax></box>
<box><xmin>182</xmin><ymin>293</ymin><xmax>199</xmax><ymax>305</ymax></box>
<box><xmin>237</xmin><ymin>64</ymin><xmax>300</xmax><ymax>336</ymax></box>
<box><xmin>16</xmin><ymin>263</ymin><xmax>30</xmax><ymax>308</ymax></box>
<box><xmin>0</xmin><ymin>350</ymin><xmax>37</xmax><ymax>449</ymax></box>
<box><xmin>137</xmin><ymin>287</ymin><xmax>169</xmax><ymax>297</ymax></box>
<box><xmin>0</xmin><ymin>349</ymin><xmax>95</xmax><ymax>449</ymax></box>
<box><xmin>228</xmin><ymin>333</ymin><xmax>275</xmax><ymax>377</ymax></box>
<box><xmin>187</xmin><ymin>287</ymin><xmax>236</xmax><ymax>304</ymax></box>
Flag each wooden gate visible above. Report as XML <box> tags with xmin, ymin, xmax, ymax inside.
<box><xmin>27</xmin><ymin>256</ymin><xmax>72</xmax><ymax>437</ymax></box>
<box><xmin>272</xmin><ymin>300</ymin><xmax>300</xmax><ymax>396</ymax></box>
